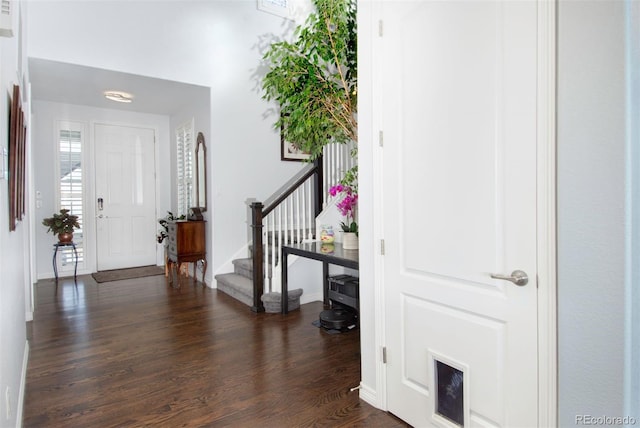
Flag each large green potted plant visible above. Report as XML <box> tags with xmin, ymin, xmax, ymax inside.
<box><xmin>42</xmin><ymin>209</ymin><xmax>80</xmax><ymax>243</ymax></box>
<box><xmin>261</xmin><ymin>0</ymin><xmax>357</xmax><ymax>160</ymax></box>
<box><xmin>262</xmin><ymin>0</ymin><xmax>358</xmax><ymax>250</ymax></box>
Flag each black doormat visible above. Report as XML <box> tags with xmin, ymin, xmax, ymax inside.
<box><xmin>92</xmin><ymin>265</ymin><xmax>164</xmax><ymax>283</ymax></box>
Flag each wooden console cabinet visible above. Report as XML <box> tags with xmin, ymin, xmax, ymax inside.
<box><xmin>167</xmin><ymin>220</ymin><xmax>207</xmax><ymax>285</ymax></box>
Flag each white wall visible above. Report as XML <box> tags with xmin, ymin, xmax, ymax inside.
<box><xmin>31</xmin><ymin>101</ymin><xmax>171</xmax><ymax>278</ymax></box>
<box><xmin>26</xmin><ymin>1</ymin><xmax>305</xmax><ymax>277</ymax></box>
<box><xmin>557</xmin><ymin>1</ymin><xmax>627</xmax><ymax>423</ymax></box>
<box><xmin>0</xmin><ymin>2</ymin><xmax>30</xmax><ymax>426</ymax></box>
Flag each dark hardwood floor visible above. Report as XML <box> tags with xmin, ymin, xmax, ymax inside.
<box><xmin>23</xmin><ymin>273</ymin><xmax>408</xmax><ymax>427</ymax></box>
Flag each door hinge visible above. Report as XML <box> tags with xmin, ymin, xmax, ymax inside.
<box><xmin>379</xmin><ymin>130</ymin><xmax>384</xmax><ymax>147</ymax></box>
<box><xmin>380</xmin><ymin>239</ymin><xmax>385</xmax><ymax>255</ymax></box>
<box><xmin>378</xmin><ymin>20</ymin><xmax>383</xmax><ymax>37</ymax></box>
<box><xmin>382</xmin><ymin>347</ymin><xmax>387</xmax><ymax>364</ymax></box>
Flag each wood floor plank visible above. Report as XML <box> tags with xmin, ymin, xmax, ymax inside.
<box><xmin>24</xmin><ymin>275</ymin><xmax>408</xmax><ymax>427</ymax></box>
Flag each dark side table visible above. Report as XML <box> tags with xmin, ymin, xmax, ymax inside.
<box><xmin>53</xmin><ymin>242</ymin><xmax>78</xmax><ymax>281</ymax></box>
<box><xmin>281</xmin><ymin>242</ymin><xmax>359</xmax><ymax>314</ymax></box>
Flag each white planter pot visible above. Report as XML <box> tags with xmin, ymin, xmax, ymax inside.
<box><xmin>342</xmin><ymin>232</ymin><xmax>359</xmax><ymax>250</ymax></box>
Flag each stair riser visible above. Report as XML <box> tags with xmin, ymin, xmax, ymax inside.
<box><xmin>217</xmin><ymin>282</ymin><xmax>253</xmax><ymax>307</ymax></box>
<box><xmin>234</xmin><ymin>265</ymin><xmax>252</xmax><ymax>279</ymax></box>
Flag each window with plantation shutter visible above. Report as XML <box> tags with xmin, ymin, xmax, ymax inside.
<box><xmin>176</xmin><ymin>119</ymin><xmax>194</xmax><ymax>217</ymax></box>
<box><xmin>57</xmin><ymin>122</ymin><xmax>85</xmax><ymax>267</ymax></box>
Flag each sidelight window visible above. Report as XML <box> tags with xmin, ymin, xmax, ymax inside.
<box><xmin>176</xmin><ymin>119</ymin><xmax>194</xmax><ymax>217</ymax></box>
<box><xmin>57</xmin><ymin>122</ymin><xmax>85</xmax><ymax>266</ymax></box>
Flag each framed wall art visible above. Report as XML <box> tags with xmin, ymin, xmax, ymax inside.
<box><xmin>8</xmin><ymin>84</ymin><xmax>26</xmax><ymax>231</ymax></box>
<box><xmin>280</xmin><ymin>122</ymin><xmax>311</xmax><ymax>162</ymax></box>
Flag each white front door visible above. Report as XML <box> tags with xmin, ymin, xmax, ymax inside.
<box><xmin>382</xmin><ymin>1</ymin><xmax>539</xmax><ymax>426</ymax></box>
<box><xmin>95</xmin><ymin>124</ymin><xmax>157</xmax><ymax>271</ymax></box>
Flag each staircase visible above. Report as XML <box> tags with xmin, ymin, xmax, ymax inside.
<box><xmin>215</xmin><ymin>258</ymin><xmax>254</xmax><ymax>307</ymax></box>
<box><xmin>215</xmin><ymin>230</ymin><xmax>311</xmax><ymax>309</ymax></box>
<box><xmin>214</xmin><ymin>142</ymin><xmax>356</xmax><ymax>312</ymax></box>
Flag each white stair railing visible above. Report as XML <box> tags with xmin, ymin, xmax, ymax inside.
<box><xmin>249</xmin><ymin>142</ymin><xmax>356</xmax><ymax>312</ymax></box>
<box><xmin>322</xmin><ymin>140</ymin><xmax>356</xmax><ymax>208</ymax></box>
<box><xmin>262</xmin><ymin>178</ymin><xmax>316</xmax><ymax>294</ymax></box>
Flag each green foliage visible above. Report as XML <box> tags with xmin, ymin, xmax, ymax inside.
<box><xmin>42</xmin><ymin>209</ymin><xmax>80</xmax><ymax>235</ymax></box>
<box><xmin>340</xmin><ymin>164</ymin><xmax>357</xmax><ymax>192</ymax></box>
<box><xmin>262</xmin><ymin>0</ymin><xmax>357</xmax><ymax>159</ymax></box>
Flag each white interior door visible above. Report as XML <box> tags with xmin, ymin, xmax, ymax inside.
<box><xmin>95</xmin><ymin>124</ymin><xmax>157</xmax><ymax>271</ymax></box>
<box><xmin>382</xmin><ymin>1</ymin><xmax>539</xmax><ymax>426</ymax></box>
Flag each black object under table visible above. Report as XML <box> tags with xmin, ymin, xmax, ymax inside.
<box><xmin>281</xmin><ymin>242</ymin><xmax>359</xmax><ymax>314</ymax></box>
<box><xmin>52</xmin><ymin>241</ymin><xmax>78</xmax><ymax>281</ymax></box>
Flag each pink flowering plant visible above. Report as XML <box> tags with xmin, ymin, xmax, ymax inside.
<box><xmin>329</xmin><ymin>183</ymin><xmax>358</xmax><ymax>236</ymax></box>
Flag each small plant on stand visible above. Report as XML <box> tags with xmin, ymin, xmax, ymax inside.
<box><xmin>42</xmin><ymin>209</ymin><xmax>80</xmax><ymax>243</ymax></box>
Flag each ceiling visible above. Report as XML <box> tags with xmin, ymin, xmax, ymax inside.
<box><xmin>28</xmin><ymin>58</ymin><xmax>209</xmax><ymax>116</ymax></box>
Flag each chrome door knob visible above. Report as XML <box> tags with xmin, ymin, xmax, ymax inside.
<box><xmin>490</xmin><ymin>270</ymin><xmax>528</xmax><ymax>286</ymax></box>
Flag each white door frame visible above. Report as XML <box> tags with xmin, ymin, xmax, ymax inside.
<box><xmin>364</xmin><ymin>1</ymin><xmax>558</xmax><ymax>425</ymax></box>
<box><xmin>626</xmin><ymin>0</ymin><xmax>640</xmax><ymax>417</ymax></box>
<box><xmin>87</xmin><ymin>120</ymin><xmax>162</xmax><ymax>273</ymax></box>
<box><xmin>534</xmin><ymin>2</ymin><xmax>558</xmax><ymax>425</ymax></box>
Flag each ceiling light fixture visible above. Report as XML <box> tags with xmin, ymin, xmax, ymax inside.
<box><xmin>104</xmin><ymin>91</ymin><xmax>133</xmax><ymax>103</ymax></box>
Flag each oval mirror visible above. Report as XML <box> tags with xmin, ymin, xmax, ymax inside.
<box><xmin>195</xmin><ymin>132</ymin><xmax>207</xmax><ymax>212</ymax></box>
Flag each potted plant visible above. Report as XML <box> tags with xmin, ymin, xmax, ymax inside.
<box><xmin>329</xmin><ymin>182</ymin><xmax>358</xmax><ymax>249</ymax></box>
<box><xmin>42</xmin><ymin>209</ymin><xmax>80</xmax><ymax>243</ymax></box>
<box><xmin>262</xmin><ymin>0</ymin><xmax>359</xmax><ymax>246</ymax></box>
<box><xmin>261</xmin><ymin>0</ymin><xmax>357</xmax><ymax>160</ymax></box>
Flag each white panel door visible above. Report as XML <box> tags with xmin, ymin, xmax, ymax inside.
<box><xmin>95</xmin><ymin>124</ymin><xmax>157</xmax><ymax>270</ymax></box>
<box><xmin>382</xmin><ymin>1</ymin><xmax>539</xmax><ymax>427</ymax></box>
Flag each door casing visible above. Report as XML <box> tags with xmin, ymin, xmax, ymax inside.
<box><xmin>87</xmin><ymin>121</ymin><xmax>161</xmax><ymax>273</ymax></box>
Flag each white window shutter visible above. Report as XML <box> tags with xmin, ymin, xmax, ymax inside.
<box><xmin>0</xmin><ymin>0</ymin><xmax>13</xmax><ymax>38</ymax></box>
<box><xmin>176</xmin><ymin>119</ymin><xmax>195</xmax><ymax>217</ymax></box>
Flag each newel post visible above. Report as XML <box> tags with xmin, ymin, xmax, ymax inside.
<box><xmin>250</xmin><ymin>201</ymin><xmax>265</xmax><ymax>312</ymax></box>
<box><xmin>313</xmin><ymin>155</ymin><xmax>323</xmax><ymax>217</ymax></box>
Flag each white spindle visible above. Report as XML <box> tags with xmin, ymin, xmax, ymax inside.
<box><xmin>294</xmin><ymin>187</ymin><xmax>300</xmax><ymax>242</ymax></box>
<box><xmin>301</xmin><ymin>186</ymin><xmax>306</xmax><ymax>242</ymax></box>
<box><xmin>263</xmin><ymin>214</ymin><xmax>269</xmax><ymax>292</ymax></box>
<box><xmin>330</xmin><ymin>144</ymin><xmax>335</xmax><ymax>195</ymax></box>
<box><xmin>292</xmin><ymin>193</ymin><xmax>296</xmax><ymax>242</ymax></box>
<box><xmin>285</xmin><ymin>197</ymin><xmax>291</xmax><ymax>247</ymax></box>
<box><xmin>308</xmin><ymin>180</ymin><xmax>313</xmax><ymax>240</ymax></box>
<box><xmin>308</xmin><ymin>182</ymin><xmax>312</xmax><ymax>239</ymax></box>
<box><xmin>278</xmin><ymin>204</ymin><xmax>283</xmax><ymax>289</ymax></box>
<box><xmin>270</xmin><ymin>212</ymin><xmax>276</xmax><ymax>290</ymax></box>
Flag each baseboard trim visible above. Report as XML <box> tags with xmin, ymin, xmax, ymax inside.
<box><xmin>358</xmin><ymin>382</ymin><xmax>378</xmax><ymax>408</ymax></box>
<box><xmin>300</xmin><ymin>292</ymin><xmax>322</xmax><ymax>305</ymax></box>
<box><xmin>17</xmin><ymin>340</ymin><xmax>29</xmax><ymax>428</ymax></box>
